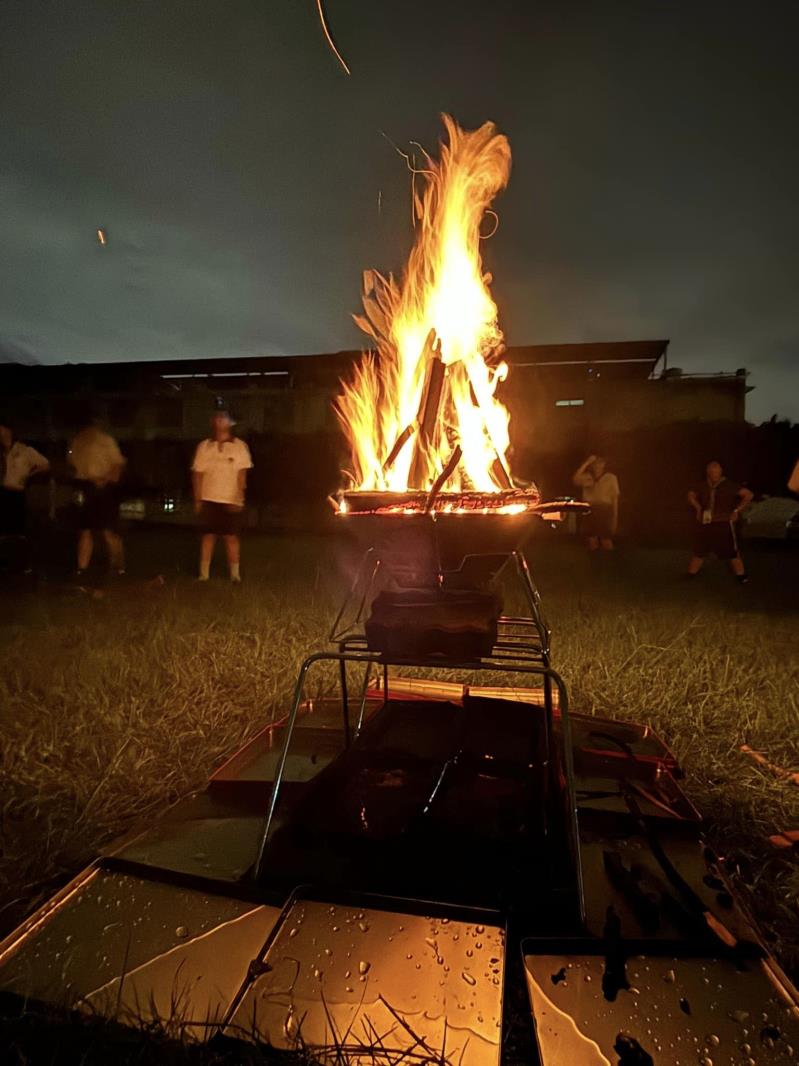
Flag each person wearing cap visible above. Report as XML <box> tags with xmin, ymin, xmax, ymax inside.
<box><xmin>191</xmin><ymin>409</ymin><xmax>253</xmax><ymax>583</ymax></box>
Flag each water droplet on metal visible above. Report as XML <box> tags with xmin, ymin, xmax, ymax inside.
<box><xmin>358</xmin><ymin>960</ymin><xmax>370</xmax><ymax>975</ymax></box>
<box><xmin>284</xmin><ymin>1009</ymin><xmax>298</xmax><ymax>1039</ymax></box>
<box><xmin>462</xmin><ymin>971</ymin><xmax>477</xmax><ymax>986</ymax></box>
<box><xmin>466</xmin><ymin>949</ymin><xmax>473</xmax><ymax>958</ymax></box>
<box><xmin>289</xmin><ymin>927</ymin><xmax>298</xmax><ymax>938</ymax></box>
<box><xmin>175</xmin><ymin>926</ymin><xmax>188</xmax><ymax>938</ymax></box>
<box><xmin>664</xmin><ymin>968</ymin><xmax>676</xmax><ymax>983</ymax></box>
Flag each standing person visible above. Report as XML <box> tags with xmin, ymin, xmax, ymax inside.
<box><xmin>686</xmin><ymin>460</ymin><xmax>753</xmax><ymax>583</ymax></box>
<box><xmin>68</xmin><ymin>419</ymin><xmax>127</xmax><ymax>578</ymax></box>
<box><xmin>0</xmin><ymin>422</ymin><xmax>50</xmax><ymax>570</ymax></box>
<box><xmin>192</xmin><ymin>408</ymin><xmax>253</xmax><ymax>583</ymax></box>
<box><xmin>572</xmin><ymin>454</ymin><xmax>620</xmax><ymax>551</ymax></box>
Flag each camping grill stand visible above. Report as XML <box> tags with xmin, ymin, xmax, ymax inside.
<box><xmin>253</xmin><ymin>549</ymin><xmax>583</xmax><ymax>922</ymax></box>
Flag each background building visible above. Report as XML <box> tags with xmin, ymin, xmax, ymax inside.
<box><xmin>0</xmin><ymin>341</ymin><xmax>758</xmax><ymax>537</ymax></box>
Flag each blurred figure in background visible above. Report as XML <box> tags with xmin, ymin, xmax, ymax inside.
<box><xmin>686</xmin><ymin>460</ymin><xmax>752</xmax><ymax>583</ymax></box>
<box><xmin>573</xmin><ymin>454</ymin><xmax>620</xmax><ymax>551</ymax></box>
<box><xmin>789</xmin><ymin>458</ymin><xmax>799</xmax><ymax>494</ymax></box>
<box><xmin>68</xmin><ymin>419</ymin><xmax>127</xmax><ymax>578</ymax></box>
<box><xmin>192</xmin><ymin>407</ymin><xmax>253</xmax><ymax>583</ymax></box>
<box><xmin>0</xmin><ymin>421</ymin><xmax>50</xmax><ymax>572</ymax></box>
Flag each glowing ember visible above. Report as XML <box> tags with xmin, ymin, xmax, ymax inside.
<box><xmin>336</xmin><ymin>116</ymin><xmax>515</xmax><ymax>500</ymax></box>
<box><xmin>337</xmin><ymin>487</ymin><xmax>543</xmax><ymax>518</ymax></box>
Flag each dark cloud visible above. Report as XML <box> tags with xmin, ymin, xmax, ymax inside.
<box><xmin>1</xmin><ymin>0</ymin><xmax>797</xmax><ymax>420</ymax></box>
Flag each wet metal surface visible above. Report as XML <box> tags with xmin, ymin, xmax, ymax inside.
<box><xmin>228</xmin><ymin>899</ymin><xmax>504</xmax><ymax>1064</ymax></box>
<box><xmin>0</xmin><ymin>869</ymin><xmax>275</xmax><ymax>1011</ymax></box>
<box><xmin>86</xmin><ymin>903</ymin><xmax>280</xmax><ymax>1035</ymax></box>
<box><xmin>577</xmin><ymin>832</ymin><xmax>750</xmax><ymax>944</ymax></box>
<box><xmin>209</xmin><ymin>698</ymin><xmax>382</xmax><ymax>803</ymax></box>
<box><xmin>525</xmin><ymin>953</ymin><xmax>799</xmax><ymax>1064</ymax></box>
<box><xmin>113</xmin><ymin>809</ymin><xmax>263</xmax><ymax>882</ymax></box>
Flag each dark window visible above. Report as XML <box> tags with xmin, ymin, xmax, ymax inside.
<box><xmin>264</xmin><ymin>394</ymin><xmax>291</xmax><ymax>428</ymax></box>
<box><xmin>153</xmin><ymin>397</ymin><xmax>183</xmax><ymax>429</ymax></box>
<box><xmin>107</xmin><ymin>397</ymin><xmax>138</xmax><ymax>427</ymax></box>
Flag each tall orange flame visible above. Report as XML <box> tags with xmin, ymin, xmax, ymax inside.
<box><xmin>336</xmin><ymin>116</ymin><xmax>513</xmax><ymax>494</ymax></box>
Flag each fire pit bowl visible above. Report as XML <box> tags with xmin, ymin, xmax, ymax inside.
<box><xmin>335</xmin><ymin>489</ymin><xmax>585</xmax><ymax>588</ymax></box>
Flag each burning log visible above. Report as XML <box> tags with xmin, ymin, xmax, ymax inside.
<box><xmin>408</xmin><ymin>329</ymin><xmax>445</xmax><ymax>488</ymax></box>
<box><xmin>381</xmin><ymin>330</ymin><xmax>444</xmax><ymax>482</ymax></box>
<box><xmin>381</xmin><ymin>424</ymin><xmax>415</xmax><ymax>475</ymax></box>
<box><xmin>416</xmin><ymin>332</ymin><xmax>446</xmax><ymax>441</ymax></box>
<box><xmin>492</xmin><ymin>455</ymin><xmax>513</xmax><ymax>490</ymax></box>
<box><xmin>425</xmin><ymin>446</ymin><xmax>462</xmax><ymax>513</ymax></box>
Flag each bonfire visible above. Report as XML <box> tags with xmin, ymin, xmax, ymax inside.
<box><xmin>335</xmin><ymin>116</ymin><xmax>539</xmax><ymax>517</ymax></box>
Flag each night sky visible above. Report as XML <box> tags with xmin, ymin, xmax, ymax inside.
<box><xmin>2</xmin><ymin>1</ymin><xmax>798</xmax><ymax>421</ymax></box>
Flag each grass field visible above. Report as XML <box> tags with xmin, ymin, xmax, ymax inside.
<box><xmin>1</xmin><ymin>528</ymin><xmax>798</xmax><ymax>979</ymax></box>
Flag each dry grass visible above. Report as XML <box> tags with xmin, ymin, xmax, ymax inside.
<box><xmin>0</xmin><ymin>532</ymin><xmax>797</xmax><ymax>976</ymax></box>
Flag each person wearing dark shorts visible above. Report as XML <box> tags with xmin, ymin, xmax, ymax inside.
<box><xmin>199</xmin><ymin>500</ymin><xmax>243</xmax><ymax>537</ymax></box>
<box><xmin>68</xmin><ymin>420</ymin><xmax>126</xmax><ymax>578</ymax></box>
<box><xmin>192</xmin><ymin>408</ymin><xmax>253</xmax><ymax>583</ymax></box>
<box><xmin>686</xmin><ymin>461</ymin><xmax>753</xmax><ymax>583</ymax></box>
<box><xmin>79</xmin><ymin>481</ymin><xmax>121</xmax><ymax>532</ymax></box>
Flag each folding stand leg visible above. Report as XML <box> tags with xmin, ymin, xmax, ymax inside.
<box><xmin>339</xmin><ymin>658</ymin><xmax>350</xmax><ymax>747</ymax></box>
<box><xmin>328</xmin><ymin>549</ymin><xmax>381</xmax><ymax>643</ymax></box>
<box><xmin>354</xmin><ymin>661</ymin><xmax>372</xmax><ymax>736</ymax></box>
<box><xmin>514</xmin><ymin>551</ymin><xmax>551</xmax><ymax>663</ymax></box>
<box><xmin>254</xmin><ymin>654</ymin><xmax>317</xmax><ymax>881</ymax></box>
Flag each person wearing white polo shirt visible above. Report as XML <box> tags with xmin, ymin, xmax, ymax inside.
<box><xmin>191</xmin><ymin>408</ymin><xmax>253</xmax><ymax>583</ymax></box>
